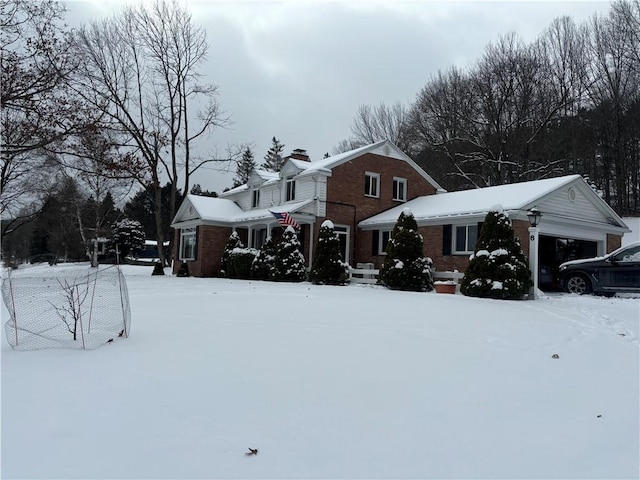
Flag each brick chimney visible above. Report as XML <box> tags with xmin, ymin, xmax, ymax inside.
<box><xmin>287</xmin><ymin>148</ymin><xmax>310</xmax><ymax>162</ymax></box>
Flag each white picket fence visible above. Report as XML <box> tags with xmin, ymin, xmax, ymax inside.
<box><xmin>348</xmin><ymin>263</ymin><xmax>464</xmax><ymax>287</ymax></box>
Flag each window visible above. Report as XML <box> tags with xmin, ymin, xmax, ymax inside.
<box><xmin>179</xmin><ymin>227</ymin><xmax>196</xmax><ymax>260</ymax></box>
<box><xmin>285</xmin><ymin>177</ymin><xmax>296</xmax><ymax>201</ymax></box>
<box><xmin>454</xmin><ymin>225</ymin><xmax>478</xmax><ymax>254</ymax></box>
<box><xmin>393</xmin><ymin>177</ymin><xmax>407</xmax><ymax>201</ymax></box>
<box><xmin>251</xmin><ymin>228</ymin><xmax>267</xmax><ymax>249</ymax></box>
<box><xmin>252</xmin><ymin>189</ymin><xmax>260</xmax><ymax>208</ymax></box>
<box><xmin>378</xmin><ymin>230</ymin><xmax>391</xmax><ymax>254</ymax></box>
<box><xmin>334</xmin><ymin>225</ymin><xmax>349</xmax><ymax>264</ymax></box>
<box><xmin>365</xmin><ymin>172</ymin><xmax>380</xmax><ymax>198</ymax></box>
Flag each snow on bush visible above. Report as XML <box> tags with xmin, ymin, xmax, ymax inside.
<box><xmin>251</xmin><ymin>236</ymin><xmax>277</xmax><ymax>281</ymax></box>
<box><xmin>461</xmin><ymin>209</ymin><xmax>532</xmax><ymax>300</ymax></box>
<box><xmin>309</xmin><ymin>220</ymin><xmax>349</xmax><ymax>285</ymax></box>
<box><xmin>274</xmin><ymin>226</ymin><xmax>306</xmax><ymax>282</ymax></box>
<box><xmin>379</xmin><ymin>208</ymin><xmax>434</xmax><ymax>292</ymax></box>
<box><xmin>221</xmin><ymin>231</ymin><xmax>257</xmax><ymax>279</ymax></box>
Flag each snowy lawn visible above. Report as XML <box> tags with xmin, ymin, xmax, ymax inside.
<box><xmin>2</xmin><ymin>264</ymin><xmax>639</xmax><ymax>479</ymax></box>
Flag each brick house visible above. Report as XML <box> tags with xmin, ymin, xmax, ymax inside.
<box><xmin>171</xmin><ymin>140</ymin><xmax>629</xmax><ymax>288</ymax></box>
<box><xmin>359</xmin><ymin>174</ymin><xmax>629</xmax><ymax>289</ymax></box>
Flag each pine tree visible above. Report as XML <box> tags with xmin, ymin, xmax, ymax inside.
<box><xmin>274</xmin><ymin>226</ymin><xmax>306</xmax><ymax>282</ymax></box>
<box><xmin>233</xmin><ymin>147</ymin><xmax>256</xmax><ymax>187</ymax></box>
<box><xmin>251</xmin><ymin>236</ymin><xmax>277</xmax><ymax>280</ymax></box>
<box><xmin>309</xmin><ymin>220</ymin><xmax>349</xmax><ymax>285</ymax></box>
<box><xmin>221</xmin><ymin>231</ymin><xmax>244</xmax><ymax>277</ymax></box>
<box><xmin>111</xmin><ymin>218</ymin><xmax>145</xmax><ymax>258</ymax></box>
<box><xmin>379</xmin><ymin>208</ymin><xmax>434</xmax><ymax>292</ymax></box>
<box><xmin>460</xmin><ymin>207</ymin><xmax>533</xmax><ymax>299</ymax></box>
<box><xmin>261</xmin><ymin>136</ymin><xmax>285</xmax><ymax>172</ymax></box>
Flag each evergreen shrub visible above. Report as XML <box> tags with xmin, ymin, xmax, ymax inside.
<box><xmin>379</xmin><ymin>208</ymin><xmax>434</xmax><ymax>292</ymax></box>
<box><xmin>460</xmin><ymin>206</ymin><xmax>533</xmax><ymax>299</ymax></box>
<box><xmin>251</xmin><ymin>236</ymin><xmax>277</xmax><ymax>280</ymax></box>
<box><xmin>309</xmin><ymin>220</ymin><xmax>349</xmax><ymax>285</ymax></box>
<box><xmin>274</xmin><ymin>226</ymin><xmax>306</xmax><ymax>282</ymax></box>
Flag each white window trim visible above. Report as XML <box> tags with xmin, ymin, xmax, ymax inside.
<box><xmin>179</xmin><ymin>227</ymin><xmax>196</xmax><ymax>261</ymax></box>
<box><xmin>393</xmin><ymin>177</ymin><xmax>407</xmax><ymax>202</ymax></box>
<box><xmin>378</xmin><ymin>230</ymin><xmax>391</xmax><ymax>255</ymax></box>
<box><xmin>365</xmin><ymin>171</ymin><xmax>380</xmax><ymax>198</ymax></box>
<box><xmin>334</xmin><ymin>224</ymin><xmax>350</xmax><ymax>264</ymax></box>
<box><xmin>285</xmin><ymin>177</ymin><xmax>296</xmax><ymax>202</ymax></box>
<box><xmin>453</xmin><ymin>224</ymin><xmax>478</xmax><ymax>255</ymax></box>
<box><xmin>252</xmin><ymin>188</ymin><xmax>260</xmax><ymax>208</ymax></box>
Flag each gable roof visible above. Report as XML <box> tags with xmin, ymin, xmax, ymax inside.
<box><xmin>221</xmin><ymin>140</ymin><xmax>444</xmax><ymax>197</ymax></box>
<box><xmin>359</xmin><ymin>175</ymin><xmax>629</xmax><ymax>232</ymax></box>
<box><xmin>171</xmin><ymin>194</ymin><xmax>314</xmax><ymax>228</ymax></box>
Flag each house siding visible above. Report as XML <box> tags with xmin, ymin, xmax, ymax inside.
<box><xmin>172</xmin><ymin>225</ymin><xmax>232</xmax><ymax>277</ymax></box>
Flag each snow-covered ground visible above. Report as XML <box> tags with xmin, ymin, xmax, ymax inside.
<box><xmin>2</xmin><ymin>264</ymin><xmax>639</xmax><ymax>479</ymax></box>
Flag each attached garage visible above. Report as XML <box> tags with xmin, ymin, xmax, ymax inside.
<box><xmin>359</xmin><ymin>174</ymin><xmax>630</xmax><ymax>292</ymax></box>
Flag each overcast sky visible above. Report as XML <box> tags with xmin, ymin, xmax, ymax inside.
<box><xmin>66</xmin><ymin>0</ymin><xmax>611</xmax><ymax>193</ymax></box>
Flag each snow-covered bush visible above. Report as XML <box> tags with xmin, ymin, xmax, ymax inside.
<box><xmin>251</xmin><ymin>236</ymin><xmax>277</xmax><ymax>280</ymax></box>
<box><xmin>274</xmin><ymin>226</ymin><xmax>306</xmax><ymax>282</ymax></box>
<box><xmin>379</xmin><ymin>208</ymin><xmax>434</xmax><ymax>292</ymax></box>
<box><xmin>110</xmin><ymin>218</ymin><xmax>145</xmax><ymax>258</ymax></box>
<box><xmin>460</xmin><ymin>207</ymin><xmax>532</xmax><ymax>299</ymax></box>
<box><xmin>221</xmin><ymin>231</ymin><xmax>257</xmax><ymax>279</ymax></box>
<box><xmin>309</xmin><ymin>220</ymin><xmax>349</xmax><ymax>285</ymax></box>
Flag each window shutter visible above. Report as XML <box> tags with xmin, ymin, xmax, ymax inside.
<box><xmin>443</xmin><ymin>224</ymin><xmax>452</xmax><ymax>255</ymax></box>
<box><xmin>194</xmin><ymin>226</ymin><xmax>199</xmax><ymax>261</ymax></box>
<box><xmin>372</xmin><ymin>230</ymin><xmax>379</xmax><ymax>255</ymax></box>
<box><xmin>477</xmin><ymin>222</ymin><xmax>484</xmax><ymax>235</ymax></box>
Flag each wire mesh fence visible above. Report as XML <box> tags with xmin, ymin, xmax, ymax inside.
<box><xmin>2</xmin><ymin>264</ymin><xmax>131</xmax><ymax>350</ymax></box>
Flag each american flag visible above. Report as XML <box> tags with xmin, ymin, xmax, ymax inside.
<box><xmin>270</xmin><ymin>211</ymin><xmax>300</xmax><ymax>230</ymax></box>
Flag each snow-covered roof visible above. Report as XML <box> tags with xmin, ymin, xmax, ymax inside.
<box><xmin>359</xmin><ymin>175</ymin><xmax>626</xmax><ymax>229</ymax></box>
<box><xmin>222</xmin><ymin>140</ymin><xmax>443</xmax><ymax>195</ymax></box>
<box><xmin>171</xmin><ymin>194</ymin><xmax>314</xmax><ymax>227</ymax></box>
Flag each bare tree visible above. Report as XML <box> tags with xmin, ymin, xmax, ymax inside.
<box><xmin>72</xmin><ymin>0</ymin><xmax>228</xmax><ymax>269</ymax></box>
<box><xmin>0</xmin><ymin>0</ymin><xmax>80</xmax><ymax>238</ymax></box>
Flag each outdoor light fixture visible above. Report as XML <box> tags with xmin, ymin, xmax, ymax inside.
<box><xmin>527</xmin><ymin>207</ymin><xmax>542</xmax><ymax>227</ymax></box>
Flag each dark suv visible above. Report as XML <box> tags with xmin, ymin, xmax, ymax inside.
<box><xmin>558</xmin><ymin>241</ymin><xmax>640</xmax><ymax>296</ymax></box>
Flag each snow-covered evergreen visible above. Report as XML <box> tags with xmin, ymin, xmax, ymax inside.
<box><xmin>379</xmin><ymin>208</ymin><xmax>434</xmax><ymax>292</ymax></box>
<box><xmin>460</xmin><ymin>208</ymin><xmax>533</xmax><ymax>299</ymax></box>
<box><xmin>309</xmin><ymin>220</ymin><xmax>349</xmax><ymax>285</ymax></box>
<box><xmin>274</xmin><ymin>226</ymin><xmax>306</xmax><ymax>282</ymax></box>
<box><xmin>251</xmin><ymin>236</ymin><xmax>277</xmax><ymax>280</ymax></box>
<box><xmin>221</xmin><ymin>231</ymin><xmax>257</xmax><ymax>279</ymax></box>
<box><xmin>110</xmin><ymin>218</ymin><xmax>145</xmax><ymax>257</ymax></box>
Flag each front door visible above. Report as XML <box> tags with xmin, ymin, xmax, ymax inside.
<box><xmin>334</xmin><ymin>225</ymin><xmax>350</xmax><ymax>265</ymax></box>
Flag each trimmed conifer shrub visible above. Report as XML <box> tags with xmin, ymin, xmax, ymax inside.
<box><xmin>221</xmin><ymin>231</ymin><xmax>257</xmax><ymax>279</ymax></box>
<box><xmin>273</xmin><ymin>226</ymin><xmax>306</xmax><ymax>282</ymax></box>
<box><xmin>309</xmin><ymin>220</ymin><xmax>349</xmax><ymax>285</ymax></box>
<box><xmin>251</xmin><ymin>236</ymin><xmax>277</xmax><ymax>280</ymax></box>
<box><xmin>379</xmin><ymin>208</ymin><xmax>434</xmax><ymax>292</ymax></box>
<box><xmin>460</xmin><ymin>207</ymin><xmax>533</xmax><ymax>299</ymax></box>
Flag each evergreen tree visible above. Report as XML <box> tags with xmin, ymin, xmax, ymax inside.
<box><xmin>379</xmin><ymin>208</ymin><xmax>434</xmax><ymax>292</ymax></box>
<box><xmin>221</xmin><ymin>231</ymin><xmax>244</xmax><ymax>276</ymax></box>
<box><xmin>274</xmin><ymin>226</ymin><xmax>306</xmax><ymax>282</ymax></box>
<box><xmin>261</xmin><ymin>136</ymin><xmax>285</xmax><ymax>172</ymax></box>
<box><xmin>309</xmin><ymin>220</ymin><xmax>349</xmax><ymax>285</ymax></box>
<box><xmin>460</xmin><ymin>207</ymin><xmax>533</xmax><ymax>299</ymax></box>
<box><xmin>251</xmin><ymin>236</ymin><xmax>277</xmax><ymax>280</ymax></box>
<box><xmin>190</xmin><ymin>184</ymin><xmax>217</xmax><ymax>197</ymax></box>
<box><xmin>233</xmin><ymin>147</ymin><xmax>257</xmax><ymax>187</ymax></box>
<box><xmin>111</xmin><ymin>218</ymin><xmax>146</xmax><ymax>258</ymax></box>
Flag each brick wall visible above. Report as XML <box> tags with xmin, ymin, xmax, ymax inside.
<box><xmin>172</xmin><ymin>225</ymin><xmax>233</xmax><ymax>277</ymax></box>
<box><xmin>324</xmin><ymin>153</ymin><xmax>437</xmax><ymax>267</ymax></box>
